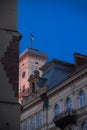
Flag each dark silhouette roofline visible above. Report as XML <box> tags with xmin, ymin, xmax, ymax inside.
<box><xmin>40</xmin><ymin>58</ymin><xmax>74</xmax><ymax>71</ymax></box>
<box><xmin>47</xmin><ymin>61</ymin><xmax>87</xmax><ymax>92</ymax></box>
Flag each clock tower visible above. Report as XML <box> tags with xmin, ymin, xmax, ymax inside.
<box><xmin>19</xmin><ymin>48</ymin><xmax>47</xmax><ymax>103</ymax></box>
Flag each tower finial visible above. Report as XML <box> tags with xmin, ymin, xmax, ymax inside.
<box><xmin>30</xmin><ymin>30</ymin><xmax>34</xmax><ymax>48</ymax></box>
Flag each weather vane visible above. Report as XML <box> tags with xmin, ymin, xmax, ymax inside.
<box><xmin>30</xmin><ymin>31</ymin><xmax>35</xmax><ymax>48</ymax></box>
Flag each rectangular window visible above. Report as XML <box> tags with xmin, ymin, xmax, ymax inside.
<box><xmin>32</xmin><ymin>117</ymin><xmax>35</xmax><ymax>130</ymax></box>
<box><xmin>25</xmin><ymin>119</ymin><xmax>29</xmax><ymax>130</ymax></box>
<box><xmin>38</xmin><ymin>112</ymin><xmax>42</xmax><ymax>128</ymax></box>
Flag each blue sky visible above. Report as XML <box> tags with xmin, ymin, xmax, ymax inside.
<box><xmin>18</xmin><ymin>0</ymin><xmax>87</xmax><ymax>63</ymax></box>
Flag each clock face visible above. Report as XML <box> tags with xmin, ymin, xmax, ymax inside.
<box><xmin>22</xmin><ymin>71</ymin><xmax>26</xmax><ymax>78</ymax></box>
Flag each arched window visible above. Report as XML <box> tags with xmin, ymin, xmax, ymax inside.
<box><xmin>38</xmin><ymin>112</ymin><xmax>42</xmax><ymax>128</ymax></box>
<box><xmin>32</xmin><ymin>117</ymin><xmax>35</xmax><ymax>130</ymax></box>
<box><xmin>25</xmin><ymin>119</ymin><xmax>29</xmax><ymax>130</ymax></box>
<box><xmin>66</xmin><ymin>98</ymin><xmax>72</xmax><ymax>110</ymax></box>
<box><xmin>54</xmin><ymin>104</ymin><xmax>60</xmax><ymax>116</ymax></box>
<box><xmin>82</xmin><ymin>122</ymin><xmax>87</xmax><ymax>130</ymax></box>
<box><xmin>22</xmin><ymin>71</ymin><xmax>26</xmax><ymax>78</ymax></box>
<box><xmin>80</xmin><ymin>91</ymin><xmax>85</xmax><ymax>107</ymax></box>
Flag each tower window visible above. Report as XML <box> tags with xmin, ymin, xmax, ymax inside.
<box><xmin>22</xmin><ymin>63</ymin><xmax>24</xmax><ymax>66</ymax></box>
<box><xmin>35</xmin><ymin>61</ymin><xmax>39</xmax><ymax>64</ymax></box>
<box><xmin>22</xmin><ymin>71</ymin><xmax>26</xmax><ymax>78</ymax></box>
<box><xmin>22</xmin><ymin>85</ymin><xmax>25</xmax><ymax>92</ymax></box>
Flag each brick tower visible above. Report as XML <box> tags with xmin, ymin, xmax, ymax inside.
<box><xmin>19</xmin><ymin>48</ymin><xmax>47</xmax><ymax>103</ymax></box>
<box><xmin>0</xmin><ymin>0</ymin><xmax>21</xmax><ymax>129</ymax></box>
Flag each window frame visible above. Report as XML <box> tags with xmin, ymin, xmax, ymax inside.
<box><xmin>66</xmin><ymin>98</ymin><xmax>72</xmax><ymax>110</ymax></box>
<box><xmin>37</xmin><ymin>112</ymin><xmax>42</xmax><ymax>128</ymax></box>
<box><xmin>82</xmin><ymin>122</ymin><xmax>87</xmax><ymax>130</ymax></box>
<box><xmin>54</xmin><ymin>104</ymin><xmax>60</xmax><ymax>116</ymax></box>
<box><xmin>25</xmin><ymin>119</ymin><xmax>30</xmax><ymax>130</ymax></box>
<box><xmin>79</xmin><ymin>90</ymin><xmax>85</xmax><ymax>108</ymax></box>
<box><xmin>31</xmin><ymin>116</ymin><xmax>35</xmax><ymax>130</ymax></box>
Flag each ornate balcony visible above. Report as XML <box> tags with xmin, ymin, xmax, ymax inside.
<box><xmin>53</xmin><ymin>109</ymin><xmax>77</xmax><ymax>130</ymax></box>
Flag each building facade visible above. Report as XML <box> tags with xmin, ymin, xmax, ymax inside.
<box><xmin>19</xmin><ymin>48</ymin><xmax>47</xmax><ymax>103</ymax></box>
<box><xmin>21</xmin><ymin>53</ymin><xmax>87</xmax><ymax>130</ymax></box>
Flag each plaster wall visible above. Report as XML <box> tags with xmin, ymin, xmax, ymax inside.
<box><xmin>0</xmin><ymin>0</ymin><xmax>17</xmax><ymax>30</ymax></box>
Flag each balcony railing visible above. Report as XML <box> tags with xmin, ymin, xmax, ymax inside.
<box><xmin>53</xmin><ymin>109</ymin><xmax>77</xmax><ymax>130</ymax></box>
